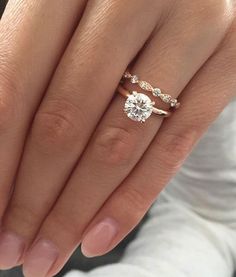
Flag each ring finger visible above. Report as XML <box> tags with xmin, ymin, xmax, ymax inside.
<box><xmin>0</xmin><ymin>0</ymin><xmax>86</xmax><ymax>221</ymax></box>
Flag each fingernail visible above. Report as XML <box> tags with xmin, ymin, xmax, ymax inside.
<box><xmin>81</xmin><ymin>218</ymin><xmax>119</xmax><ymax>257</ymax></box>
<box><xmin>0</xmin><ymin>231</ymin><xmax>25</xmax><ymax>269</ymax></box>
<box><xmin>23</xmin><ymin>239</ymin><xmax>59</xmax><ymax>277</ymax></box>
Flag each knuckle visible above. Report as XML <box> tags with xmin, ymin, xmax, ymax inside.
<box><xmin>5</xmin><ymin>201</ymin><xmax>38</xmax><ymax>233</ymax></box>
<box><xmin>118</xmin><ymin>187</ymin><xmax>150</xmax><ymax>219</ymax></box>
<box><xmin>218</xmin><ymin>17</ymin><xmax>236</xmax><ymax>62</ymax></box>
<box><xmin>181</xmin><ymin>0</ymin><xmax>233</xmax><ymax>33</ymax></box>
<box><xmin>43</xmin><ymin>210</ymin><xmax>81</xmax><ymax>244</ymax></box>
<box><xmin>32</xmin><ymin>99</ymin><xmax>83</xmax><ymax>153</ymax></box>
<box><xmin>211</xmin><ymin>0</ymin><xmax>234</xmax><ymax>28</ymax></box>
<box><xmin>94</xmin><ymin>125</ymin><xmax>137</xmax><ymax>166</ymax></box>
<box><xmin>198</xmin><ymin>0</ymin><xmax>231</xmax><ymax>22</ymax></box>
<box><xmin>157</xmin><ymin>128</ymin><xmax>198</xmax><ymax>172</ymax></box>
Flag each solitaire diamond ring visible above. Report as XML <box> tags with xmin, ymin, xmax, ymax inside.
<box><xmin>117</xmin><ymin>85</ymin><xmax>171</xmax><ymax>123</ymax></box>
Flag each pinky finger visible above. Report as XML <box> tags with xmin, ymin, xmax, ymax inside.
<box><xmin>81</xmin><ymin>28</ymin><xmax>236</xmax><ymax>257</ymax></box>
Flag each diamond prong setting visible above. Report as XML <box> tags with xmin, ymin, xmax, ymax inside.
<box><xmin>124</xmin><ymin>92</ymin><xmax>154</xmax><ymax>122</ymax></box>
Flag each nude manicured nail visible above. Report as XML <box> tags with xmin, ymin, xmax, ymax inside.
<box><xmin>81</xmin><ymin>218</ymin><xmax>119</xmax><ymax>257</ymax></box>
<box><xmin>0</xmin><ymin>231</ymin><xmax>25</xmax><ymax>269</ymax></box>
<box><xmin>23</xmin><ymin>239</ymin><xmax>59</xmax><ymax>277</ymax></box>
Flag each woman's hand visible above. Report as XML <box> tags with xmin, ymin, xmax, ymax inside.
<box><xmin>0</xmin><ymin>0</ymin><xmax>235</xmax><ymax>276</ymax></box>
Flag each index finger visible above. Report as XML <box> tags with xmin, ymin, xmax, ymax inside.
<box><xmin>0</xmin><ymin>0</ymin><xmax>85</xmax><ymax>217</ymax></box>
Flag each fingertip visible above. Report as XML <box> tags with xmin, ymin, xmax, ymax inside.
<box><xmin>81</xmin><ymin>218</ymin><xmax>119</xmax><ymax>258</ymax></box>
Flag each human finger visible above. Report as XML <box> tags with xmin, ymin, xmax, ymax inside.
<box><xmin>81</xmin><ymin>15</ymin><xmax>236</xmax><ymax>257</ymax></box>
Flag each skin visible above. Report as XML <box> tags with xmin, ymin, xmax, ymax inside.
<box><xmin>0</xmin><ymin>0</ymin><xmax>235</xmax><ymax>276</ymax></box>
